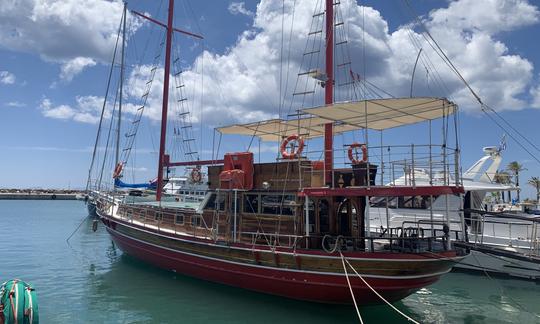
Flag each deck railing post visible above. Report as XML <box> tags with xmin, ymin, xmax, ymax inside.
<box><xmin>411</xmin><ymin>144</ymin><xmax>415</xmax><ymax>187</ymax></box>
<box><xmin>392</xmin><ymin>162</ymin><xmax>395</xmax><ymax>186</ymax></box>
<box><xmin>233</xmin><ymin>189</ymin><xmax>238</xmax><ymax>243</ymax></box>
<box><xmin>508</xmin><ymin>223</ymin><xmax>512</xmax><ymax>247</ymax></box>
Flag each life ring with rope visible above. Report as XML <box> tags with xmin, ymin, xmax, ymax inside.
<box><xmin>347</xmin><ymin>142</ymin><xmax>368</xmax><ymax>164</ymax></box>
<box><xmin>190</xmin><ymin>168</ymin><xmax>202</xmax><ymax>183</ymax></box>
<box><xmin>112</xmin><ymin>162</ymin><xmax>124</xmax><ymax>179</ymax></box>
<box><xmin>280</xmin><ymin>134</ymin><xmax>305</xmax><ymax>160</ymax></box>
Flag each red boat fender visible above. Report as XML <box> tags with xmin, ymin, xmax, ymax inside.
<box><xmin>112</xmin><ymin>162</ymin><xmax>124</xmax><ymax>179</ymax></box>
<box><xmin>348</xmin><ymin>142</ymin><xmax>367</xmax><ymax>164</ymax></box>
<box><xmin>280</xmin><ymin>134</ymin><xmax>304</xmax><ymax>159</ymax></box>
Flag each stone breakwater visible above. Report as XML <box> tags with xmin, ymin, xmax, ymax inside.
<box><xmin>0</xmin><ymin>189</ymin><xmax>84</xmax><ymax>200</ymax></box>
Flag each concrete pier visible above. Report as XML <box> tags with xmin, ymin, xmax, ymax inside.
<box><xmin>0</xmin><ymin>190</ymin><xmax>84</xmax><ymax>200</ymax></box>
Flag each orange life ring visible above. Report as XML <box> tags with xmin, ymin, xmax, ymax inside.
<box><xmin>191</xmin><ymin>168</ymin><xmax>202</xmax><ymax>183</ymax></box>
<box><xmin>348</xmin><ymin>143</ymin><xmax>367</xmax><ymax>164</ymax></box>
<box><xmin>112</xmin><ymin>162</ymin><xmax>124</xmax><ymax>179</ymax></box>
<box><xmin>280</xmin><ymin>134</ymin><xmax>305</xmax><ymax>159</ymax></box>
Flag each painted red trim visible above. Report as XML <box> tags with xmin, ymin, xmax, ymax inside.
<box><xmin>166</xmin><ymin>159</ymin><xmax>224</xmax><ymax>167</ymax></box>
<box><xmin>300</xmin><ymin>185</ymin><xmax>464</xmax><ymax>197</ymax></box>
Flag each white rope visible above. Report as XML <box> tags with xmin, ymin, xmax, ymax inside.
<box><xmin>340</xmin><ymin>252</ymin><xmax>420</xmax><ymax>324</ymax></box>
<box><xmin>339</xmin><ymin>251</ymin><xmax>364</xmax><ymax>324</ymax></box>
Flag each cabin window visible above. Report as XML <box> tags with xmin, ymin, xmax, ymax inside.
<box><xmin>351</xmin><ymin>201</ymin><xmax>359</xmax><ymax>236</ymax></box>
<box><xmin>370</xmin><ymin>196</ymin><xmax>436</xmax><ymax>209</ymax></box>
<box><xmin>306</xmin><ymin>198</ymin><xmax>315</xmax><ymax>233</ymax></box>
<box><xmin>318</xmin><ymin>199</ymin><xmax>330</xmax><ymax>233</ymax></box>
<box><xmin>204</xmin><ymin>193</ymin><xmax>225</xmax><ymax>211</ymax></box>
<box><xmin>191</xmin><ymin>215</ymin><xmax>202</xmax><ymax>227</ymax></box>
<box><xmin>243</xmin><ymin>194</ymin><xmax>259</xmax><ymax>213</ymax></box>
<box><xmin>261</xmin><ymin>194</ymin><xmax>295</xmax><ymax>216</ymax></box>
<box><xmin>175</xmin><ymin>213</ymin><xmax>184</xmax><ymax>225</ymax></box>
<box><xmin>155</xmin><ymin>212</ymin><xmax>163</xmax><ymax>221</ymax></box>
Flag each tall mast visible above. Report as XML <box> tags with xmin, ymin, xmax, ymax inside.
<box><xmin>156</xmin><ymin>0</ymin><xmax>175</xmax><ymax>201</ymax></box>
<box><xmin>324</xmin><ymin>0</ymin><xmax>334</xmax><ymax>185</ymax></box>
<box><xmin>116</xmin><ymin>2</ymin><xmax>127</xmax><ymax>176</ymax></box>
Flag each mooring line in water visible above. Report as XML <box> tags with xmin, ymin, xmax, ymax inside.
<box><xmin>339</xmin><ymin>252</ymin><xmax>420</xmax><ymax>324</ymax></box>
<box><xmin>340</xmin><ymin>251</ymin><xmax>364</xmax><ymax>324</ymax></box>
<box><xmin>470</xmin><ymin>251</ymin><xmax>528</xmax><ymax>313</ymax></box>
<box><xmin>66</xmin><ymin>215</ymin><xmax>89</xmax><ymax>243</ymax></box>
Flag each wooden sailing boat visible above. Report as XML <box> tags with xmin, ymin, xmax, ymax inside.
<box><xmin>96</xmin><ymin>0</ymin><xmax>468</xmax><ymax>304</ymax></box>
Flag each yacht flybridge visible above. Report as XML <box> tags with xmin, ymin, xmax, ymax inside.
<box><xmin>94</xmin><ymin>0</ymin><xmax>469</xmax><ymax>304</ymax></box>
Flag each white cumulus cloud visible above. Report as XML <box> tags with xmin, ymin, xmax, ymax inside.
<box><xmin>5</xmin><ymin>101</ymin><xmax>26</xmax><ymax>108</ymax></box>
<box><xmin>39</xmin><ymin>96</ymin><xmax>109</xmax><ymax>124</ymax></box>
<box><xmin>228</xmin><ymin>2</ymin><xmax>254</xmax><ymax>17</ymax></box>
<box><xmin>60</xmin><ymin>57</ymin><xmax>97</xmax><ymax>82</ymax></box>
<box><xmin>42</xmin><ymin>0</ymin><xmax>540</xmax><ymax>126</ymax></box>
<box><xmin>0</xmin><ymin>0</ymin><xmax>143</xmax><ymax>82</ymax></box>
<box><xmin>0</xmin><ymin>71</ymin><xmax>16</xmax><ymax>84</ymax></box>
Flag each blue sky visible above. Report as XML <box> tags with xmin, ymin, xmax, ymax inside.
<box><xmin>1</xmin><ymin>0</ymin><xmax>539</xmax><ymax>200</ymax></box>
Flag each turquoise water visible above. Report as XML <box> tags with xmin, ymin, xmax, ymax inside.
<box><xmin>1</xmin><ymin>200</ymin><xmax>539</xmax><ymax>323</ymax></box>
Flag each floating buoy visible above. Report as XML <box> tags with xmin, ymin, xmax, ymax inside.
<box><xmin>0</xmin><ymin>279</ymin><xmax>39</xmax><ymax>324</ymax></box>
<box><xmin>92</xmin><ymin>219</ymin><xmax>99</xmax><ymax>232</ymax></box>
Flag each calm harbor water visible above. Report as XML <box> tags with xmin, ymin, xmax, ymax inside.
<box><xmin>1</xmin><ymin>200</ymin><xmax>539</xmax><ymax>323</ymax></box>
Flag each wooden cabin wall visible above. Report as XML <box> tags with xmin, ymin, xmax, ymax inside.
<box><xmin>208</xmin><ymin>160</ymin><xmax>320</xmax><ymax>190</ymax></box>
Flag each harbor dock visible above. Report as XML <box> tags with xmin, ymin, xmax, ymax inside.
<box><xmin>0</xmin><ymin>190</ymin><xmax>83</xmax><ymax>200</ymax></box>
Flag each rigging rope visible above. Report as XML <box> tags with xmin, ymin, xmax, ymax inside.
<box><xmin>402</xmin><ymin>0</ymin><xmax>540</xmax><ymax>166</ymax></box>
<box><xmin>87</xmin><ymin>12</ymin><xmax>124</xmax><ymax>191</ymax></box>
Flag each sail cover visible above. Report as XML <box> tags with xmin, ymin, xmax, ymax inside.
<box><xmin>217</xmin><ymin>97</ymin><xmax>455</xmax><ymax>141</ymax></box>
<box><xmin>114</xmin><ymin>178</ymin><xmax>157</xmax><ymax>189</ymax></box>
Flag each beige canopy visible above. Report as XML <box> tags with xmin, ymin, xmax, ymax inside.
<box><xmin>217</xmin><ymin>97</ymin><xmax>456</xmax><ymax>141</ymax></box>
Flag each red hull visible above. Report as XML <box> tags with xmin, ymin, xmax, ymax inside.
<box><xmin>107</xmin><ymin>226</ymin><xmax>441</xmax><ymax>304</ymax></box>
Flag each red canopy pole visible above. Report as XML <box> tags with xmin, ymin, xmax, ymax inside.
<box><xmin>324</xmin><ymin>0</ymin><xmax>334</xmax><ymax>186</ymax></box>
<box><xmin>156</xmin><ymin>0</ymin><xmax>175</xmax><ymax>201</ymax></box>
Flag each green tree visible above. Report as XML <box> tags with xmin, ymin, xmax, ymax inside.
<box><xmin>528</xmin><ymin>176</ymin><xmax>540</xmax><ymax>204</ymax></box>
<box><xmin>494</xmin><ymin>170</ymin><xmax>512</xmax><ymax>202</ymax></box>
<box><xmin>507</xmin><ymin>161</ymin><xmax>526</xmax><ymax>202</ymax></box>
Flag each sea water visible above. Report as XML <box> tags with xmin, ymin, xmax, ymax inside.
<box><xmin>1</xmin><ymin>200</ymin><xmax>539</xmax><ymax>323</ymax></box>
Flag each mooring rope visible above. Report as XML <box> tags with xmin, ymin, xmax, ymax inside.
<box><xmin>339</xmin><ymin>252</ymin><xmax>420</xmax><ymax>324</ymax></box>
<box><xmin>339</xmin><ymin>251</ymin><xmax>364</xmax><ymax>324</ymax></box>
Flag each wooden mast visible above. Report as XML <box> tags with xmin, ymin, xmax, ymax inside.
<box><xmin>130</xmin><ymin>1</ymin><xmax>203</xmax><ymax>201</ymax></box>
<box><xmin>156</xmin><ymin>0</ymin><xmax>175</xmax><ymax>201</ymax></box>
<box><xmin>324</xmin><ymin>0</ymin><xmax>334</xmax><ymax>185</ymax></box>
